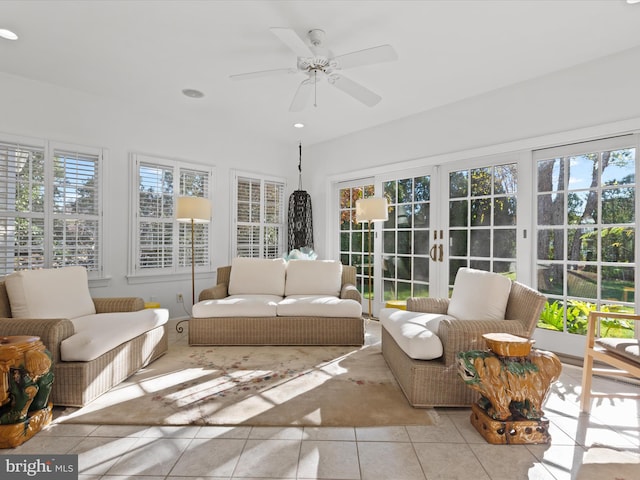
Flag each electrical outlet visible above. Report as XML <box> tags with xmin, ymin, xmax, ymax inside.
<box><xmin>176</xmin><ymin>293</ymin><xmax>184</xmax><ymax>303</ymax></box>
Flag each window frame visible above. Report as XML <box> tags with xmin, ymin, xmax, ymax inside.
<box><xmin>129</xmin><ymin>152</ymin><xmax>214</xmax><ymax>278</ymax></box>
<box><xmin>231</xmin><ymin>170</ymin><xmax>286</xmax><ymax>259</ymax></box>
<box><xmin>0</xmin><ymin>134</ymin><xmax>104</xmax><ymax>278</ymax></box>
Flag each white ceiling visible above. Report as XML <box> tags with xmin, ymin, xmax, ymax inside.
<box><xmin>2</xmin><ymin>0</ymin><xmax>640</xmax><ymax>147</ymax></box>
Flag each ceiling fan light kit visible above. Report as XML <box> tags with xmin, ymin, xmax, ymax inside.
<box><xmin>230</xmin><ymin>27</ymin><xmax>397</xmax><ymax>111</ymax></box>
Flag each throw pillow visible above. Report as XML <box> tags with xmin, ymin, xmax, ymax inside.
<box><xmin>5</xmin><ymin>266</ymin><xmax>97</xmax><ymax>319</ymax></box>
<box><xmin>447</xmin><ymin>267</ymin><xmax>512</xmax><ymax>320</ymax></box>
<box><xmin>284</xmin><ymin>260</ymin><xmax>342</xmax><ymax>296</ymax></box>
<box><xmin>228</xmin><ymin>257</ymin><xmax>287</xmax><ymax>296</ymax></box>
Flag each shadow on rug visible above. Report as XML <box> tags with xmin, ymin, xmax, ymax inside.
<box><xmin>56</xmin><ymin>322</ymin><xmax>436</xmax><ymax>427</ymax></box>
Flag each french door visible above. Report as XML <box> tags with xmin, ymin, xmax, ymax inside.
<box><xmin>336</xmin><ymin>136</ymin><xmax>637</xmax><ymax>358</ymax></box>
<box><xmin>533</xmin><ymin>135</ymin><xmax>638</xmax><ymax>357</ymax></box>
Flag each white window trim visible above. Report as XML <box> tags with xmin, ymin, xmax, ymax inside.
<box><xmin>230</xmin><ymin>169</ymin><xmax>286</xmax><ymax>259</ymax></box>
<box><xmin>0</xmin><ymin>132</ymin><xmax>105</xmax><ymax>279</ymax></box>
<box><xmin>128</xmin><ymin>152</ymin><xmax>214</xmax><ymax>281</ymax></box>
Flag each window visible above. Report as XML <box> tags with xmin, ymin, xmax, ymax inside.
<box><xmin>132</xmin><ymin>153</ymin><xmax>213</xmax><ymax>274</ymax></box>
<box><xmin>233</xmin><ymin>172</ymin><xmax>286</xmax><ymax>258</ymax></box>
<box><xmin>535</xmin><ymin>135</ymin><xmax>636</xmax><ymax>337</ymax></box>
<box><xmin>448</xmin><ymin>163</ymin><xmax>518</xmax><ymax>282</ymax></box>
<box><xmin>338</xmin><ymin>182</ymin><xmax>374</xmax><ymax>301</ymax></box>
<box><xmin>382</xmin><ymin>175</ymin><xmax>432</xmax><ymax>299</ymax></box>
<box><xmin>0</xmin><ymin>137</ymin><xmax>103</xmax><ymax>276</ymax></box>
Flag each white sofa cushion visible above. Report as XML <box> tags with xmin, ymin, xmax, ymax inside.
<box><xmin>192</xmin><ymin>294</ymin><xmax>281</xmax><ymax>318</ymax></box>
<box><xmin>228</xmin><ymin>257</ymin><xmax>286</xmax><ymax>296</ymax></box>
<box><xmin>380</xmin><ymin>308</ymin><xmax>452</xmax><ymax>360</ymax></box>
<box><xmin>277</xmin><ymin>295</ymin><xmax>362</xmax><ymax>317</ymax></box>
<box><xmin>447</xmin><ymin>268</ymin><xmax>512</xmax><ymax>320</ymax></box>
<box><xmin>284</xmin><ymin>260</ymin><xmax>342</xmax><ymax>296</ymax></box>
<box><xmin>4</xmin><ymin>266</ymin><xmax>96</xmax><ymax>320</ymax></box>
<box><xmin>61</xmin><ymin>308</ymin><xmax>169</xmax><ymax>361</ymax></box>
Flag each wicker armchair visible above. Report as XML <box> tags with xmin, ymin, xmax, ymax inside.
<box><xmin>381</xmin><ymin>280</ymin><xmax>547</xmax><ymax>407</ymax></box>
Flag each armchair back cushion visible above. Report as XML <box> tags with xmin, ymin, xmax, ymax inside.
<box><xmin>447</xmin><ymin>267</ymin><xmax>511</xmax><ymax>320</ymax></box>
<box><xmin>5</xmin><ymin>266</ymin><xmax>96</xmax><ymax>319</ymax></box>
<box><xmin>228</xmin><ymin>257</ymin><xmax>287</xmax><ymax>296</ymax></box>
<box><xmin>284</xmin><ymin>260</ymin><xmax>342</xmax><ymax>296</ymax></box>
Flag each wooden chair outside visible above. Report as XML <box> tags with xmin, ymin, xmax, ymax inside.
<box><xmin>580</xmin><ymin>311</ymin><xmax>640</xmax><ymax>413</ymax></box>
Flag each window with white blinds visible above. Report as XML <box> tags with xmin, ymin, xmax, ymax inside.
<box><xmin>133</xmin><ymin>154</ymin><xmax>212</xmax><ymax>274</ymax></box>
<box><xmin>0</xmin><ymin>138</ymin><xmax>103</xmax><ymax>276</ymax></box>
<box><xmin>233</xmin><ymin>172</ymin><xmax>285</xmax><ymax>258</ymax></box>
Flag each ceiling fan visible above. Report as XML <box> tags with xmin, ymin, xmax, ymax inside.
<box><xmin>230</xmin><ymin>27</ymin><xmax>398</xmax><ymax>111</ymax></box>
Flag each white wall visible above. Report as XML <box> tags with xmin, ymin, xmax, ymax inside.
<box><xmin>306</xmin><ymin>46</ymin><xmax>640</xmax><ymax>260</ymax></box>
<box><xmin>0</xmin><ymin>72</ymin><xmax>297</xmax><ymax>318</ymax></box>
<box><xmin>3</xmin><ymin>44</ymin><xmax>640</xmax><ymax>319</ymax></box>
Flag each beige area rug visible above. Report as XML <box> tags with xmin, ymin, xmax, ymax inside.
<box><xmin>56</xmin><ymin>321</ymin><xmax>435</xmax><ymax>427</ymax></box>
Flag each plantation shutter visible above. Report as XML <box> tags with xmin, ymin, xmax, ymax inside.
<box><xmin>138</xmin><ymin>161</ymin><xmax>174</xmax><ymax>270</ymax></box>
<box><xmin>234</xmin><ymin>173</ymin><xmax>285</xmax><ymax>258</ymax></box>
<box><xmin>0</xmin><ymin>140</ymin><xmax>46</xmax><ymax>274</ymax></box>
<box><xmin>51</xmin><ymin>148</ymin><xmax>101</xmax><ymax>271</ymax></box>
<box><xmin>134</xmin><ymin>154</ymin><xmax>213</xmax><ymax>274</ymax></box>
<box><xmin>178</xmin><ymin>167</ymin><xmax>211</xmax><ymax>268</ymax></box>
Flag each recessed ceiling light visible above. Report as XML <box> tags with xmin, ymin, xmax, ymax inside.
<box><xmin>627</xmin><ymin>0</ymin><xmax>640</xmax><ymax>4</ymax></box>
<box><xmin>182</xmin><ymin>89</ymin><xmax>204</xmax><ymax>98</ymax></box>
<box><xmin>293</xmin><ymin>123</ymin><xmax>305</xmax><ymax>129</ymax></box>
<box><xmin>0</xmin><ymin>29</ymin><xmax>18</xmax><ymax>40</ymax></box>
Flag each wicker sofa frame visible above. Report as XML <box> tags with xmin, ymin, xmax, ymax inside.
<box><xmin>0</xmin><ymin>282</ymin><xmax>168</xmax><ymax>407</ymax></box>
<box><xmin>189</xmin><ymin>264</ymin><xmax>364</xmax><ymax>346</ymax></box>
<box><xmin>382</xmin><ymin>281</ymin><xmax>547</xmax><ymax>407</ymax></box>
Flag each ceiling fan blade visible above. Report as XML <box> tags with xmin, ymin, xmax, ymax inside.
<box><xmin>229</xmin><ymin>68</ymin><xmax>297</xmax><ymax>81</ymax></box>
<box><xmin>270</xmin><ymin>27</ymin><xmax>313</xmax><ymax>57</ymax></box>
<box><xmin>334</xmin><ymin>45</ymin><xmax>398</xmax><ymax>70</ymax></box>
<box><xmin>289</xmin><ymin>79</ymin><xmax>313</xmax><ymax>112</ymax></box>
<box><xmin>329</xmin><ymin>74</ymin><xmax>381</xmax><ymax>107</ymax></box>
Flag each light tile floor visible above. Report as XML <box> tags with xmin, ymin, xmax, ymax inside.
<box><xmin>9</xmin><ymin>322</ymin><xmax>640</xmax><ymax>480</ymax></box>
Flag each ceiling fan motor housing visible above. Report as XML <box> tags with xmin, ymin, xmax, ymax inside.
<box><xmin>307</xmin><ymin>29</ymin><xmax>325</xmax><ymax>46</ymax></box>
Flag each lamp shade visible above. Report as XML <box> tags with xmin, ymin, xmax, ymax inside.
<box><xmin>356</xmin><ymin>197</ymin><xmax>388</xmax><ymax>223</ymax></box>
<box><xmin>176</xmin><ymin>196</ymin><xmax>211</xmax><ymax>223</ymax></box>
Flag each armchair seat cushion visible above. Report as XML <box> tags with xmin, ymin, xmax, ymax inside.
<box><xmin>61</xmin><ymin>308</ymin><xmax>169</xmax><ymax>361</ymax></box>
<box><xmin>596</xmin><ymin>338</ymin><xmax>640</xmax><ymax>366</ymax></box>
<box><xmin>277</xmin><ymin>295</ymin><xmax>361</xmax><ymax>317</ymax></box>
<box><xmin>192</xmin><ymin>294</ymin><xmax>281</xmax><ymax>318</ymax></box>
<box><xmin>380</xmin><ymin>308</ymin><xmax>453</xmax><ymax>360</ymax></box>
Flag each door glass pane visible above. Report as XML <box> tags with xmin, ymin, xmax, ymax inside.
<box><xmin>382</xmin><ymin>174</ymin><xmax>431</xmax><ymax>300</ymax></box>
<box><xmin>536</xmin><ymin>144</ymin><xmax>636</xmax><ymax>338</ymax></box>
<box><xmin>338</xmin><ymin>184</ymin><xmax>370</xmax><ymax>303</ymax></box>
<box><xmin>448</xmin><ymin>162</ymin><xmax>517</xmax><ymax>290</ymax></box>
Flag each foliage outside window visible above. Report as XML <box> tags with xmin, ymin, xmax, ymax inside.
<box><xmin>0</xmin><ymin>139</ymin><xmax>102</xmax><ymax>276</ymax></box>
<box><xmin>339</xmin><ymin>183</ymin><xmax>373</xmax><ymax>300</ymax></box>
<box><xmin>382</xmin><ymin>176</ymin><xmax>431</xmax><ymax>300</ymax></box>
<box><xmin>448</xmin><ymin>164</ymin><xmax>517</xmax><ymax>286</ymax></box>
<box><xmin>133</xmin><ymin>154</ymin><xmax>212</xmax><ymax>274</ymax></box>
<box><xmin>234</xmin><ymin>173</ymin><xmax>285</xmax><ymax>258</ymax></box>
<box><xmin>536</xmin><ymin>139</ymin><xmax>636</xmax><ymax>339</ymax></box>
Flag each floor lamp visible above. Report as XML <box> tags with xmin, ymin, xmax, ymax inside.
<box><xmin>176</xmin><ymin>196</ymin><xmax>211</xmax><ymax>308</ymax></box>
<box><xmin>355</xmin><ymin>197</ymin><xmax>388</xmax><ymax>318</ymax></box>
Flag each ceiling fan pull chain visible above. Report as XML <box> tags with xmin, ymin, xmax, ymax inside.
<box><xmin>314</xmin><ymin>70</ymin><xmax>318</xmax><ymax>107</ymax></box>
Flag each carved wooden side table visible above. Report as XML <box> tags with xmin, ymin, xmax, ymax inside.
<box><xmin>457</xmin><ymin>333</ymin><xmax>562</xmax><ymax>445</ymax></box>
<box><xmin>0</xmin><ymin>336</ymin><xmax>54</xmax><ymax>448</ymax></box>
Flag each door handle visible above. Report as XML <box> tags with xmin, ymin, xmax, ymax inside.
<box><xmin>429</xmin><ymin>244</ymin><xmax>437</xmax><ymax>262</ymax></box>
<box><xmin>438</xmin><ymin>244</ymin><xmax>444</xmax><ymax>262</ymax></box>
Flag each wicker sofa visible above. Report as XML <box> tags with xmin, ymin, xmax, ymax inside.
<box><xmin>189</xmin><ymin>257</ymin><xmax>364</xmax><ymax>346</ymax></box>
<box><xmin>380</xmin><ymin>268</ymin><xmax>547</xmax><ymax>408</ymax></box>
<box><xmin>0</xmin><ymin>267</ymin><xmax>168</xmax><ymax>407</ymax></box>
